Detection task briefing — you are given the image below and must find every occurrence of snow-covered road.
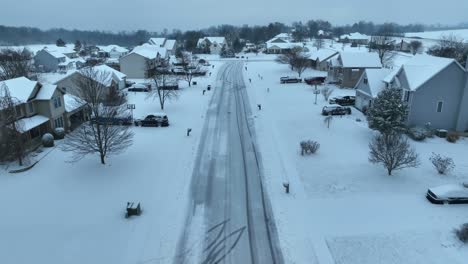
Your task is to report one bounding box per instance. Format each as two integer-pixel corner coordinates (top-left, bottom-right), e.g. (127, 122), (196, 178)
(174, 62), (283, 264)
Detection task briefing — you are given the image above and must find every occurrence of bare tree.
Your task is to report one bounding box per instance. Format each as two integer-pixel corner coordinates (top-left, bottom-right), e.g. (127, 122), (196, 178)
(147, 67), (179, 110)
(409, 40), (423, 55)
(314, 35), (325, 50)
(321, 86), (334, 101)
(369, 133), (420, 176)
(61, 67), (133, 164)
(369, 35), (396, 67)
(0, 48), (33, 81)
(177, 52), (205, 87)
(428, 34), (468, 66)
(0, 83), (25, 165)
(275, 46), (305, 71)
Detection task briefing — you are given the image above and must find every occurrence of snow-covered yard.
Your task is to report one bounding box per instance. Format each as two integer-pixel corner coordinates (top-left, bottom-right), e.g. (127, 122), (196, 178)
(0, 61), (224, 264)
(243, 60), (468, 263)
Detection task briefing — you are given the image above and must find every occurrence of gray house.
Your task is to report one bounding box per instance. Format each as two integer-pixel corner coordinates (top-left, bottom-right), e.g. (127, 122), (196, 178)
(34, 48), (67, 72)
(306, 48), (339, 71)
(355, 54), (468, 132)
(328, 52), (382, 88)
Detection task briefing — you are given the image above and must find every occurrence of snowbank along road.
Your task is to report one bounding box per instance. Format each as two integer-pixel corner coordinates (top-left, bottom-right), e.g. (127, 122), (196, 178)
(174, 61), (283, 264)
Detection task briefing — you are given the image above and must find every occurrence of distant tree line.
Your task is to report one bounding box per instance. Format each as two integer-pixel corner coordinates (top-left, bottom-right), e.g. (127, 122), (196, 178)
(0, 20), (465, 50)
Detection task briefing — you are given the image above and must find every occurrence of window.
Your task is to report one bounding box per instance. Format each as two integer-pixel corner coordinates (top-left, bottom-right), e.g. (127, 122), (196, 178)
(15, 105), (22, 118)
(53, 97), (62, 108)
(28, 102), (34, 113)
(437, 101), (443, 113)
(404, 91), (410, 102)
(54, 117), (64, 128)
(363, 78), (368, 84)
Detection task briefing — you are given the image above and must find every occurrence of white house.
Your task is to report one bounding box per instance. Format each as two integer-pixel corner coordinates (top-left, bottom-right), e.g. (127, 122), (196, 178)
(339, 32), (371, 45)
(98, 45), (129, 59)
(197, 37), (227, 54)
(148, 38), (178, 55)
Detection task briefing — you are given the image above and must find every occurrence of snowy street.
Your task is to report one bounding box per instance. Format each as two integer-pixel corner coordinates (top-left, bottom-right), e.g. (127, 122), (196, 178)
(174, 61), (283, 264)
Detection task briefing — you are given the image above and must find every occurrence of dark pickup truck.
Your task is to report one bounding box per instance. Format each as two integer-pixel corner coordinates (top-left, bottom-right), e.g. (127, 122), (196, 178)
(304, 76), (326, 85)
(329, 96), (356, 106)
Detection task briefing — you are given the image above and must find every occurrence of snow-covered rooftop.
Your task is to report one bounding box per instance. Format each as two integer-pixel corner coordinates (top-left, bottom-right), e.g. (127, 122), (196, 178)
(266, 42), (303, 50)
(164, 39), (177, 50)
(35, 84), (58, 100)
(148, 38), (166, 47)
(15, 115), (49, 133)
(98, 45), (129, 53)
(64, 94), (86, 113)
(44, 49), (66, 59)
(362, 68), (393, 97)
(197, 37), (226, 46)
(130, 44), (167, 59)
(307, 48), (339, 62)
(399, 54), (457, 91)
(340, 32), (371, 41)
(0, 77), (37, 103)
(339, 52), (382, 68)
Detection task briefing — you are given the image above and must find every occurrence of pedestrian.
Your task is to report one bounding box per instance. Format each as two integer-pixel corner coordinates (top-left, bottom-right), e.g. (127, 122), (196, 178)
(245, 66), (247, 71)
(249, 78), (251, 83)
(267, 88), (270, 93)
(257, 104), (261, 110)
(209, 72), (212, 76)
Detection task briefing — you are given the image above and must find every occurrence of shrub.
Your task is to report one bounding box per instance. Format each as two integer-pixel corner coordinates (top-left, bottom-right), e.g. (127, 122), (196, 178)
(42, 133), (54, 148)
(407, 127), (427, 141)
(429, 153), (455, 175)
(300, 140), (320, 155)
(455, 223), (468, 243)
(53, 128), (65, 140)
(446, 131), (460, 143)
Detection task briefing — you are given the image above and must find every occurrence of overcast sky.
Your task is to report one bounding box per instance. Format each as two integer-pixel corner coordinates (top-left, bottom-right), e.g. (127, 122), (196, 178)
(1, 0), (467, 32)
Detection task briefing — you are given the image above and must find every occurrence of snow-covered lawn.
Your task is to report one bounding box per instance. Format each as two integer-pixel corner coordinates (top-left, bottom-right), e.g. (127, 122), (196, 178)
(243, 60), (468, 263)
(0, 61), (224, 264)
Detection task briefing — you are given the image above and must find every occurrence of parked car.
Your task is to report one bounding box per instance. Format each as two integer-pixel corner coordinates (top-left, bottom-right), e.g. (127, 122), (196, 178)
(426, 184), (468, 204)
(329, 96), (356, 106)
(322, 105), (352, 116)
(128, 83), (150, 92)
(280, 76), (302, 84)
(91, 116), (133, 126)
(134, 113), (169, 127)
(304, 76), (326, 85)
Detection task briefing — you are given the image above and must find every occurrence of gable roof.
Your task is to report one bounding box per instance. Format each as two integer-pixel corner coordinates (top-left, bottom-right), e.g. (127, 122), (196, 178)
(0, 77), (38, 103)
(398, 54), (461, 91)
(40, 49), (66, 59)
(98, 45), (129, 53)
(148, 38), (166, 46)
(307, 48), (339, 62)
(340, 32), (371, 41)
(35, 84), (59, 100)
(266, 42), (303, 50)
(339, 52), (382, 68)
(129, 44), (167, 59)
(55, 65), (126, 87)
(164, 39), (177, 50)
(360, 68), (393, 97)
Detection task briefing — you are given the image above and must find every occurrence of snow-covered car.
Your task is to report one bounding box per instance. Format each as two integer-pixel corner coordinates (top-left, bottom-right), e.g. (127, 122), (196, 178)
(128, 83), (150, 92)
(322, 105), (351, 116)
(134, 113), (169, 127)
(172, 67), (186, 75)
(280, 77), (302, 84)
(329, 96), (356, 106)
(426, 184), (468, 204)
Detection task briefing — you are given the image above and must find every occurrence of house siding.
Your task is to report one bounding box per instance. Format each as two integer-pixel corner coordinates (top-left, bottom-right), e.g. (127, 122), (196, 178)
(120, 53), (149, 79)
(407, 63), (466, 130)
(456, 75), (468, 131)
(34, 50), (62, 72)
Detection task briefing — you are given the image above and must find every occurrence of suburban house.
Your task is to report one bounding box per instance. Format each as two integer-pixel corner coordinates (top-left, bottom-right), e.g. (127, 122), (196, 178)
(339, 32), (371, 45)
(197, 37), (227, 54)
(98, 45), (129, 59)
(148, 38), (177, 55)
(355, 54), (468, 132)
(0, 77), (87, 147)
(119, 44), (168, 78)
(264, 33), (300, 54)
(328, 52), (382, 87)
(55, 65), (127, 98)
(306, 48), (339, 71)
(34, 48), (67, 72)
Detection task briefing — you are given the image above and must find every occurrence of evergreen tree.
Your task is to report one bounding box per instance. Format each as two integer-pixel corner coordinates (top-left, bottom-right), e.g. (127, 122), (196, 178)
(367, 88), (408, 135)
(232, 38), (243, 53)
(74, 40), (82, 52)
(56, 38), (66, 47)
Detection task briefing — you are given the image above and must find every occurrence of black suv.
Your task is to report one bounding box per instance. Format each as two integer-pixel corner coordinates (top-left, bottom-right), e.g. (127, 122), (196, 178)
(280, 76), (302, 84)
(322, 105), (352, 116)
(329, 96), (356, 106)
(134, 113), (169, 127)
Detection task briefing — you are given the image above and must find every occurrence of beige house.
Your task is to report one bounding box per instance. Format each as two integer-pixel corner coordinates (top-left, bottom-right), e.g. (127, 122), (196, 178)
(197, 37), (227, 54)
(55, 65), (127, 98)
(120, 44), (168, 78)
(0, 77), (87, 147)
